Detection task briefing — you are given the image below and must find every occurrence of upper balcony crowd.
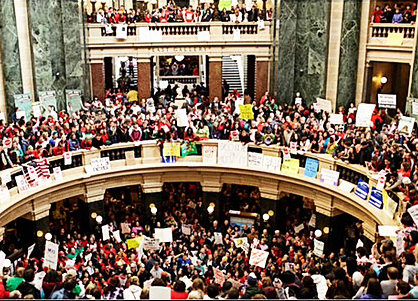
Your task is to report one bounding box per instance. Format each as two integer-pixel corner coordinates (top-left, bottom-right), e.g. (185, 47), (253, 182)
(89, 0), (272, 24)
(372, 2), (417, 24)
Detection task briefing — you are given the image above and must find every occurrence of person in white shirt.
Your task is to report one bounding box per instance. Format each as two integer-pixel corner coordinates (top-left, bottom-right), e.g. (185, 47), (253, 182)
(123, 276), (142, 300)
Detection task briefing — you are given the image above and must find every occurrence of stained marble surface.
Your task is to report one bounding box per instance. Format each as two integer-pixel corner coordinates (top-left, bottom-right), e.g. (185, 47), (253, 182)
(276, 0), (330, 105)
(0, 0), (23, 115)
(29, 0), (84, 111)
(412, 40), (418, 97)
(336, 0), (361, 109)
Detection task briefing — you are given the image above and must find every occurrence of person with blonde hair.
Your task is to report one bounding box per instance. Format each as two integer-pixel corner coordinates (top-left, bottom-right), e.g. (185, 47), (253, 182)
(123, 276), (142, 299)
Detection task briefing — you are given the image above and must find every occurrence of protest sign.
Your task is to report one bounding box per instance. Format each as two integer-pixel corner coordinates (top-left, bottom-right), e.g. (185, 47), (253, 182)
(313, 239), (324, 257)
(281, 159), (300, 175)
(316, 98), (332, 113)
(203, 146), (217, 164)
(15, 175), (30, 194)
(14, 94), (32, 121)
(197, 31), (210, 41)
(384, 194), (398, 219)
(408, 204), (418, 227)
(182, 224), (192, 235)
(378, 225), (398, 237)
(376, 171), (386, 190)
(320, 169), (340, 186)
(249, 249), (269, 268)
(39, 91), (57, 112)
(91, 157), (111, 173)
(116, 24), (127, 39)
(396, 232), (404, 256)
(176, 109), (188, 127)
(65, 90), (82, 114)
(398, 116), (415, 136)
(144, 237), (160, 251)
(282, 148), (291, 160)
(378, 94), (396, 109)
(369, 187), (385, 209)
(356, 239), (364, 249)
(181, 142), (198, 157)
(27, 243), (36, 258)
(214, 232), (223, 245)
(290, 142), (297, 154)
(102, 225), (110, 241)
(304, 158), (319, 178)
(163, 142), (181, 157)
(329, 113), (344, 125)
(127, 238), (140, 249)
(121, 223), (131, 234)
(354, 179), (370, 200)
(213, 267), (226, 286)
(309, 214), (316, 228)
(53, 167), (63, 181)
(44, 241), (59, 270)
(339, 180), (356, 193)
(248, 152), (263, 168)
(294, 223), (304, 233)
(218, 141), (247, 167)
(154, 228), (173, 242)
(356, 103), (375, 127)
(1, 172), (11, 185)
(112, 230), (122, 243)
(64, 152), (72, 165)
(262, 156), (282, 172)
(239, 104), (254, 119)
(150, 286), (171, 300)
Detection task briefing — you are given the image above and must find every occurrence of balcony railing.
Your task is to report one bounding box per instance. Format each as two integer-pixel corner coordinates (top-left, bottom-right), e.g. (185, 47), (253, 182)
(368, 23), (417, 50)
(370, 23), (416, 39)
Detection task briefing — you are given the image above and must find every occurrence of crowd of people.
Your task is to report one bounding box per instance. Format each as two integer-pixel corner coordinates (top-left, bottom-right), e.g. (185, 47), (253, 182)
(372, 2), (417, 24)
(1, 80), (418, 298)
(91, 0), (272, 24)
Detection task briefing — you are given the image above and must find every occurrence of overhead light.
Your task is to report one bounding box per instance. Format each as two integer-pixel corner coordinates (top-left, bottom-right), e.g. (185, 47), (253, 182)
(381, 76), (388, 84)
(175, 55), (184, 62)
(268, 210), (274, 216)
(314, 229), (322, 238)
(91, 212), (97, 219)
(96, 215), (103, 224)
(45, 233), (52, 241)
(37, 230), (43, 238)
(323, 227), (329, 234)
(151, 207), (158, 214)
(207, 206), (214, 214)
(262, 213), (270, 221)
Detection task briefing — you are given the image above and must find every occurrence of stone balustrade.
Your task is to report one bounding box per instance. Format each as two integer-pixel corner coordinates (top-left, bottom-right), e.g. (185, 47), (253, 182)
(0, 140), (403, 240)
(368, 23), (417, 49)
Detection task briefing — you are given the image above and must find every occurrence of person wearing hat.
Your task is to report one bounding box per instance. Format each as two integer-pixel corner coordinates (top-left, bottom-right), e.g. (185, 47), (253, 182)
(242, 272), (263, 299)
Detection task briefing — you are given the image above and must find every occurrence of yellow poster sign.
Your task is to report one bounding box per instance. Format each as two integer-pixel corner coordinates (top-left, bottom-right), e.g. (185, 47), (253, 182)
(239, 104), (254, 120)
(387, 33), (403, 46)
(281, 159), (300, 175)
(163, 142), (181, 157)
(126, 236), (144, 249)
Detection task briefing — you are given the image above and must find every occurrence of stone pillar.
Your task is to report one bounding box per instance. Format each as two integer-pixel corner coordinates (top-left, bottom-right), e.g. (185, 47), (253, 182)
(260, 197), (278, 229)
(202, 191), (221, 228)
(137, 57), (151, 101)
(325, 0), (344, 112)
(0, 44), (7, 122)
(90, 61), (105, 101)
(143, 192), (163, 220)
(80, 199), (105, 234)
(13, 0), (35, 98)
(256, 57), (270, 102)
(30, 204), (51, 247)
(208, 57), (222, 101)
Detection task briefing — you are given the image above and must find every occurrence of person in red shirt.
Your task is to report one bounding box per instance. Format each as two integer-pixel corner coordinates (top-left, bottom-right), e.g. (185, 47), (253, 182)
(171, 280), (189, 299)
(52, 141), (66, 156)
(372, 6), (383, 23)
(184, 6), (195, 22)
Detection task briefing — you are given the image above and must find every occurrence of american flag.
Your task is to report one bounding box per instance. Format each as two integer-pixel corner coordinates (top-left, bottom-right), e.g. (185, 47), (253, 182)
(22, 158), (51, 188)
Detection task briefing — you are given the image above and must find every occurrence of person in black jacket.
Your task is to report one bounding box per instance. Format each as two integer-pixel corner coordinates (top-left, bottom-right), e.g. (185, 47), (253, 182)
(17, 269), (41, 299)
(248, 5), (259, 22)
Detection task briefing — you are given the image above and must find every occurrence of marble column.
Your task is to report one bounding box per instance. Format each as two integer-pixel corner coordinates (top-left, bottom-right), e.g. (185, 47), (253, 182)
(336, 0), (362, 109)
(143, 192), (163, 220)
(294, 0), (331, 106)
(325, 0), (344, 112)
(411, 38), (418, 98)
(256, 57), (270, 102)
(0, 0), (23, 116)
(276, 0), (297, 104)
(354, 0), (371, 105)
(137, 58), (151, 101)
(80, 199), (105, 233)
(0, 43), (7, 122)
(202, 191), (220, 228)
(91, 62), (105, 101)
(208, 57), (222, 101)
(14, 0), (35, 99)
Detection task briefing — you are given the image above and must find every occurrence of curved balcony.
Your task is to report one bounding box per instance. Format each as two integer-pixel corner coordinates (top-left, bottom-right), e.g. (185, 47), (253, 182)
(0, 141), (402, 240)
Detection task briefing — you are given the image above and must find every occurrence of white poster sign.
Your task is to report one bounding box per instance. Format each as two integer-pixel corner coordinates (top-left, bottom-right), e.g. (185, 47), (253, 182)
(44, 241), (59, 270)
(32, 105), (42, 118)
(64, 152), (72, 165)
(233, 29), (241, 41)
(395, 232), (404, 256)
(116, 24), (128, 39)
(203, 146), (217, 164)
(15, 175), (30, 194)
(218, 141), (247, 167)
(150, 286), (171, 300)
(154, 228), (173, 242)
(313, 239), (324, 257)
(398, 116), (415, 137)
(378, 94), (397, 109)
(248, 152), (263, 168)
(356, 239), (364, 249)
(339, 180), (356, 193)
(197, 31), (210, 41)
(329, 113), (344, 125)
(290, 142), (297, 154)
(378, 225), (399, 237)
(27, 243), (36, 258)
(176, 109), (188, 127)
(408, 204), (418, 227)
(309, 214), (316, 227)
(262, 156), (282, 172)
(102, 225), (110, 241)
(1, 172), (11, 185)
(53, 167), (63, 180)
(214, 232), (223, 245)
(320, 169), (340, 186)
(112, 230), (122, 243)
(181, 224), (192, 235)
(294, 223), (304, 233)
(249, 249), (269, 268)
(316, 98), (332, 113)
(356, 103), (376, 127)
(282, 147), (291, 160)
(413, 102), (418, 115)
(91, 157), (111, 174)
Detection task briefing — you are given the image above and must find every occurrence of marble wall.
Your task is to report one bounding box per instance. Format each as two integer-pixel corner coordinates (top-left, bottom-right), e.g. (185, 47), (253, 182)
(29, 0), (84, 111)
(0, 0), (23, 114)
(336, 0), (361, 109)
(276, 0), (330, 105)
(411, 42), (418, 98)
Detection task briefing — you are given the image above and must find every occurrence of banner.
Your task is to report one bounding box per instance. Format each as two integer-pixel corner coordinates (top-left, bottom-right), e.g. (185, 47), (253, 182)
(316, 98), (332, 113)
(281, 158), (300, 175)
(163, 142), (181, 157)
(356, 103), (375, 127)
(203, 146), (217, 164)
(44, 241), (59, 270)
(320, 169), (340, 186)
(38, 91), (57, 114)
(180, 142), (198, 157)
(218, 141), (247, 167)
(304, 158), (319, 178)
(239, 104), (254, 119)
(248, 152), (263, 168)
(154, 228), (173, 242)
(369, 187), (385, 209)
(354, 178), (370, 200)
(14, 94), (32, 121)
(181, 224), (192, 235)
(329, 114), (344, 125)
(65, 90), (82, 114)
(378, 94), (396, 109)
(214, 232), (223, 245)
(313, 239), (324, 257)
(262, 156), (282, 172)
(398, 116), (415, 137)
(91, 157), (111, 174)
(249, 249), (269, 268)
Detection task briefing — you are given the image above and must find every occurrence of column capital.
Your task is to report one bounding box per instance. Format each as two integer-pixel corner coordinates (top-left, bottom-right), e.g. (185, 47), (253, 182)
(201, 172), (222, 193)
(142, 174), (163, 194)
(208, 56), (223, 62)
(84, 180), (106, 203)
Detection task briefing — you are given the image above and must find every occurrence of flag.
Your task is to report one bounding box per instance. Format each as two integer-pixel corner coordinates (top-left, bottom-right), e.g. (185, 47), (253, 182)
(33, 158), (51, 179)
(22, 159), (51, 187)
